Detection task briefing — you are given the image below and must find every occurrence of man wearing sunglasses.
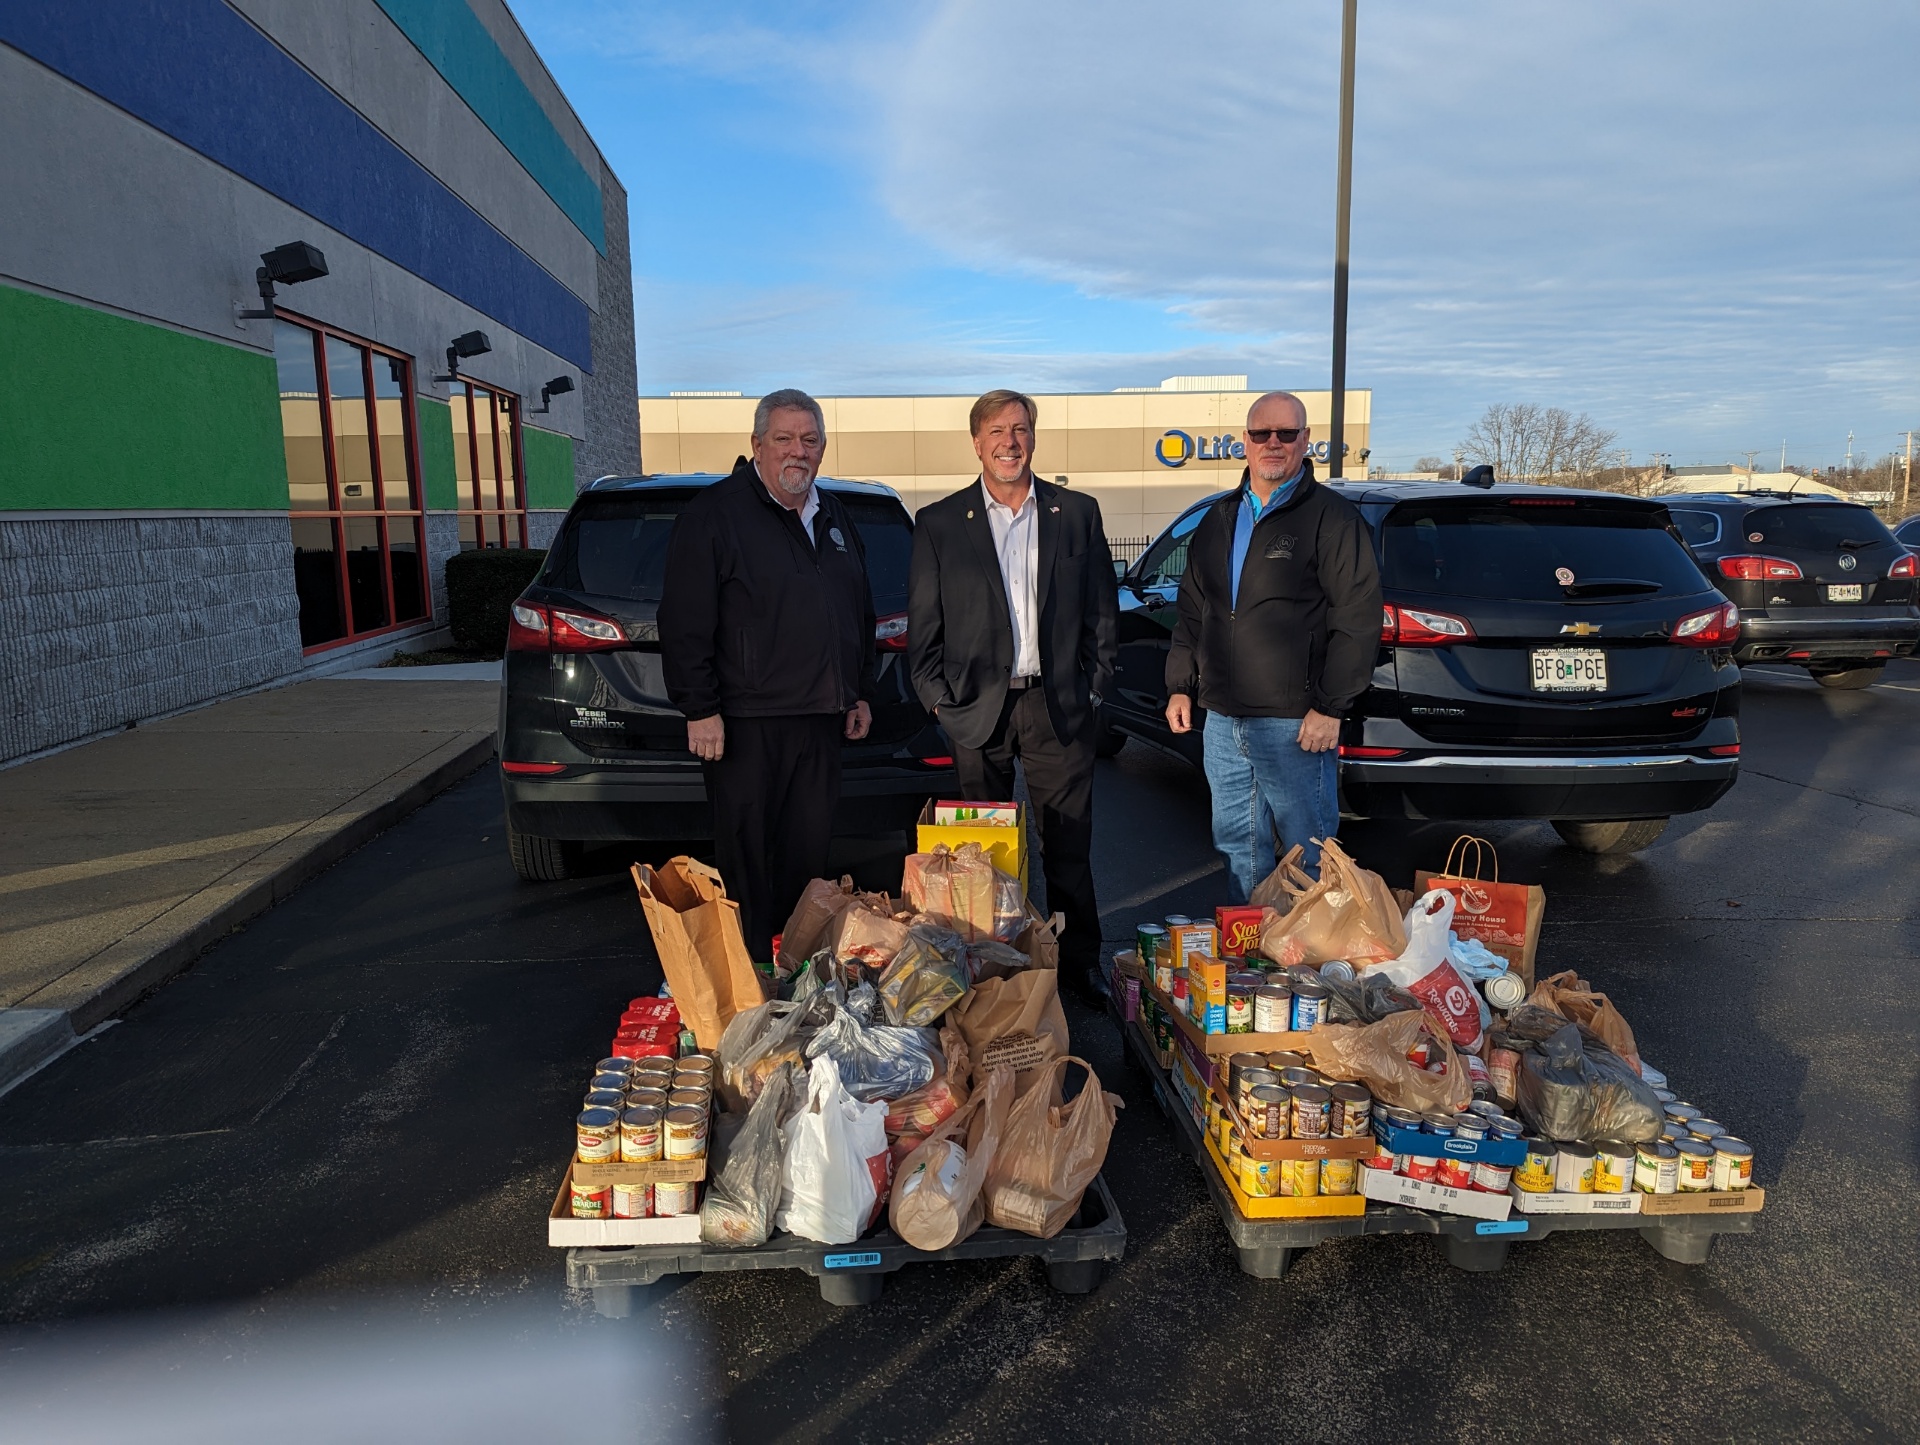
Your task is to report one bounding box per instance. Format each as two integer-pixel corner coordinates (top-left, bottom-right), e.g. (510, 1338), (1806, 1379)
(1163, 390), (1381, 896)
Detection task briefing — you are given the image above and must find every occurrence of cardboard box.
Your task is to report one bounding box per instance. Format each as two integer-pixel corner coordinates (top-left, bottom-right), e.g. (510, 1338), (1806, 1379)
(1208, 1074), (1378, 1161)
(548, 1163), (704, 1247)
(1146, 977), (1332, 1058)
(573, 1158), (707, 1186)
(1636, 1185), (1765, 1217)
(1203, 1133), (1366, 1220)
(1184, 952), (1227, 1033)
(1508, 1187), (1642, 1215)
(1374, 1117), (1526, 1167)
(916, 798), (1027, 892)
(1361, 1167), (1513, 1221)
(1215, 905), (1265, 957)
(933, 800), (1019, 826)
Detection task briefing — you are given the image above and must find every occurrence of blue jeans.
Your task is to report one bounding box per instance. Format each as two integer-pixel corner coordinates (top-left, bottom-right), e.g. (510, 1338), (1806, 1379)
(1203, 712), (1339, 903)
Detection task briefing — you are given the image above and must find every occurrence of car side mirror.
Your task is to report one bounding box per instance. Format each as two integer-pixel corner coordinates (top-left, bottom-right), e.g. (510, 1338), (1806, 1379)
(1461, 464), (1496, 489)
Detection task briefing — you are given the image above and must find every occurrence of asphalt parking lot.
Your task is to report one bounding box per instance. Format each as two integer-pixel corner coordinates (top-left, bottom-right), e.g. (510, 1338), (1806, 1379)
(0, 660), (1915, 1443)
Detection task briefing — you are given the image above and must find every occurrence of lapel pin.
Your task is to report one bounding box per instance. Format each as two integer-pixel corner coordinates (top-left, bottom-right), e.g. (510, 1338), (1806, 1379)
(967, 509), (975, 519)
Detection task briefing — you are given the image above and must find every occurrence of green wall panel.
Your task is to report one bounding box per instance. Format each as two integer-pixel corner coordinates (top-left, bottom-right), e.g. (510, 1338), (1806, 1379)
(415, 395), (457, 510)
(0, 285), (286, 511)
(522, 424), (575, 509)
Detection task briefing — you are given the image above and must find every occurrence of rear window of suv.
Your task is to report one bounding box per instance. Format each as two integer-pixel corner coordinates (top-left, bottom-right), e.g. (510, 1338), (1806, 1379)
(540, 489), (912, 611)
(1740, 503), (1893, 552)
(1381, 499), (1710, 602)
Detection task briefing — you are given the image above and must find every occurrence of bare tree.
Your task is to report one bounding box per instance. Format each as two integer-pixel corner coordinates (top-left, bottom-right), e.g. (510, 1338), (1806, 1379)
(1460, 404), (1618, 484)
(1414, 455), (1451, 477)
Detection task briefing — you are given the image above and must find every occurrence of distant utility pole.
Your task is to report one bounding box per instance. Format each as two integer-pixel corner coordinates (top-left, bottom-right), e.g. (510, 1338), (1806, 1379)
(1903, 430), (1914, 513)
(1845, 430), (1854, 474)
(1743, 450), (1760, 476)
(1327, 0), (1358, 479)
(1779, 439), (1787, 472)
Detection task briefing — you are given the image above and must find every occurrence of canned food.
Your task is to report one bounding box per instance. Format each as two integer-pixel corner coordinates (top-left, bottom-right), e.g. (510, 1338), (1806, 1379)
(1279, 1158), (1321, 1197)
(1329, 1083), (1373, 1138)
(1592, 1140), (1635, 1194)
(1240, 1153), (1280, 1199)
(584, 1089), (625, 1110)
(677, 1053), (715, 1073)
(1319, 1157), (1357, 1195)
(1235, 1066), (1279, 1122)
(627, 1086), (670, 1111)
(1278, 1066), (1321, 1090)
(1214, 1104), (1234, 1157)
(594, 1058), (633, 1077)
(653, 1180), (698, 1216)
(1290, 977), (1329, 1031)
(1514, 1136), (1558, 1193)
(576, 1106), (621, 1163)
(1554, 1141), (1597, 1193)
(1470, 1159), (1514, 1193)
(590, 1071), (631, 1094)
(1673, 1137), (1714, 1191)
(1225, 986), (1253, 1034)
(1227, 1051), (1267, 1091)
(1490, 1117), (1525, 1140)
(1465, 1099), (1505, 1120)
(570, 1176), (612, 1219)
(1247, 1083), (1289, 1140)
(1687, 1117), (1727, 1141)
(611, 1182), (653, 1219)
(619, 1105), (664, 1163)
(1164, 914), (1192, 927)
(1401, 1152), (1439, 1183)
(667, 1088), (710, 1110)
(1252, 986), (1291, 1034)
(1711, 1137), (1753, 1192)
(1265, 1051), (1309, 1073)
(1664, 1103), (1703, 1125)
(1487, 1036), (1522, 1106)
(1421, 1113), (1457, 1137)
(632, 1059), (676, 1080)
(1383, 1106), (1423, 1131)
(1634, 1140), (1680, 1195)
(1434, 1155), (1474, 1189)
(1319, 959), (1356, 983)
(664, 1104), (709, 1160)
(1225, 1128), (1245, 1186)
(1482, 971), (1526, 1010)
(1290, 1084), (1332, 1140)
(1136, 922), (1169, 968)
(1651, 1087), (1677, 1106)
(1451, 1118), (1488, 1144)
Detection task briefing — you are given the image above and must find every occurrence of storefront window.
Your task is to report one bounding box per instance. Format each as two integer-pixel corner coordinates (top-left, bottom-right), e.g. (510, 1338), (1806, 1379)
(272, 317), (430, 648)
(451, 380), (528, 548)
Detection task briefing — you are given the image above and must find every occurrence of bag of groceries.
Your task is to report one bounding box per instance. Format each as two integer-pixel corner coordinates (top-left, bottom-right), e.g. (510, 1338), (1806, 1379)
(700, 1059), (795, 1247)
(777, 1056), (892, 1244)
(1255, 839), (1407, 968)
(1516, 1023), (1663, 1142)
(804, 998), (938, 1102)
(1364, 891), (1486, 1052)
(1415, 835), (1544, 986)
(1306, 1007), (1473, 1115)
(878, 928), (969, 1026)
(778, 876), (856, 973)
(953, 966), (1069, 1097)
(1527, 970), (1640, 1072)
(903, 843), (1024, 944)
(890, 1065), (1013, 1251)
(834, 906), (913, 972)
(714, 997), (819, 1112)
(631, 859), (766, 1049)
(885, 1024), (971, 1165)
(982, 1056), (1121, 1239)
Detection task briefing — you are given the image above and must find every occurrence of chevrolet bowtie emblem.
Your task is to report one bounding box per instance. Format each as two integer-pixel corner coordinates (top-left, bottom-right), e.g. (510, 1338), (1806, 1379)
(1560, 622), (1602, 636)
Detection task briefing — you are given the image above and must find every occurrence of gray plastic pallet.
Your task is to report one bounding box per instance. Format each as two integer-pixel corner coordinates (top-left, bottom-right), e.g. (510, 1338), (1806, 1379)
(566, 1175), (1126, 1315)
(1115, 1006), (1756, 1278)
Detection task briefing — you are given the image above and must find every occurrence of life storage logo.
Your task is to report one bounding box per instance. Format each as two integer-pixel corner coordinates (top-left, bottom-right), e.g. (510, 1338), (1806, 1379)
(1155, 430), (1195, 466)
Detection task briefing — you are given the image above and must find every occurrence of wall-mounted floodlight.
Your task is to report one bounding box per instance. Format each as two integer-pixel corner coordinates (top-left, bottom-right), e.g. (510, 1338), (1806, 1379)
(433, 330), (492, 383)
(236, 241), (329, 319)
(529, 375), (575, 414)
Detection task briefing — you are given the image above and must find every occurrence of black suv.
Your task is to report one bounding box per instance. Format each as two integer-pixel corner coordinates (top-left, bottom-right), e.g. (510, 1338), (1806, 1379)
(1103, 479), (1742, 854)
(497, 474), (955, 880)
(1665, 492), (1919, 688)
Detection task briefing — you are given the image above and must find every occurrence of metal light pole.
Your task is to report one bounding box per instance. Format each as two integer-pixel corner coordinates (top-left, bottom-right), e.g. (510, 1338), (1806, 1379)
(1327, 0), (1358, 479)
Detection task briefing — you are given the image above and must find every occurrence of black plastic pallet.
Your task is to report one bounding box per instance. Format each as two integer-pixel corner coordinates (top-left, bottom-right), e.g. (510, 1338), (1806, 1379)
(1114, 1004), (1756, 1278)
(565, 1175), (1127, 1315)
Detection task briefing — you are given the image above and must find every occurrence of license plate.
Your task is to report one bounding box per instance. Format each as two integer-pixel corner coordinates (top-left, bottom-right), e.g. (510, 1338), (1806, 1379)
(1531, 648), (1607, 692)
(1827, 584), (1863, 603)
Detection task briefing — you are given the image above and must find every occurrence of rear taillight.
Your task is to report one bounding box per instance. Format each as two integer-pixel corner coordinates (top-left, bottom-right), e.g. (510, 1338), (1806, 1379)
(1672, 600), (1740, 647)
(508, 600), (626, 653)
(1339, 745), (1407, 759)
(1707, 744), (1741, 757)
(875, 613), (909, 651)
(1382, 603), (1475, 646)
(1717, 555), (1802, 582)
(1891, 553), (1917, 579)
(501, 760), (567, 775)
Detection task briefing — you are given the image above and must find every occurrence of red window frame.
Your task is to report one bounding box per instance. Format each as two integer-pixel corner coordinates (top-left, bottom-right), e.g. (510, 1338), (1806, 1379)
(276, 309), (432, 653)
(450, 379), (529, 549)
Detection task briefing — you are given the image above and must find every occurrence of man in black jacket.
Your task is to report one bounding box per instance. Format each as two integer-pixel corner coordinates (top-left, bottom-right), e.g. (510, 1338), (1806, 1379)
(658, 389), (875, 961)
(908, 389), (1118, 998)
(1165, 390), (1381, 899)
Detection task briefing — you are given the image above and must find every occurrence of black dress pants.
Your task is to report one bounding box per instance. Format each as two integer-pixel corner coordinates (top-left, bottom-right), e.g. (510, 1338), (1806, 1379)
(704, 713), (843, 963)
(951, 687), (1100, 973)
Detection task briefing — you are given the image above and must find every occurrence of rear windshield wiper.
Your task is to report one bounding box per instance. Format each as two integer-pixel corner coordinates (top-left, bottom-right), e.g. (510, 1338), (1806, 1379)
(1562, 578), (1663, 598)
(1837, 538), (1878, 550)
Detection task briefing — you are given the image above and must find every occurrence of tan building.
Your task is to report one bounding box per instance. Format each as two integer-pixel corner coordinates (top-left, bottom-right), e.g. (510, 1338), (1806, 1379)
(637, 378), (1372, 540)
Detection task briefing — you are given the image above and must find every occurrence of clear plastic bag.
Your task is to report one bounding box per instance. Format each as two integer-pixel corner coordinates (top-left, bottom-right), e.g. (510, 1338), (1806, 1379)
(714, 999), (820, 1112)
(804, 999), (938, 1103)
(885, 1025), (970, 1164)
(903, 843), (1011, 943)
(1515, 1023), (1664, 1142)
(982, 1056), (1120, 1239)
(834, 906), (913, 972)
(700, 1059), (796, 1247)
(964, 938), (1032, 982)
(878, 932), (969, 1027)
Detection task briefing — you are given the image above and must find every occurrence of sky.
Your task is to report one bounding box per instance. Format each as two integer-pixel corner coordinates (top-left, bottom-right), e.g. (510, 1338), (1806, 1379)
(513, 0), (1920, 473)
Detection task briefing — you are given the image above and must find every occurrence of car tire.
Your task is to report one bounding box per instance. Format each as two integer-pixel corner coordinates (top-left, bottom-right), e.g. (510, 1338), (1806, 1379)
(1551, 818), (1669, 855)
(1810, 664), (1883, 690)
(1092, 705), (1127, 758)
(509, 825), (579, 881)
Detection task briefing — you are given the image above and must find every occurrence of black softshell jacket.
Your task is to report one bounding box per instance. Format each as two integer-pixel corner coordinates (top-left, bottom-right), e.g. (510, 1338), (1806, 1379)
(659, 458), (876, 720)
(1165, 471), (1382, 719)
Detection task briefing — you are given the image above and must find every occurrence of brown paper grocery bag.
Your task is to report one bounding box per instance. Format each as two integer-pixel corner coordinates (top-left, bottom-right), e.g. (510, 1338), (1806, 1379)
(632, 859), (766, 1049)
(953, 967), (1069, 1097)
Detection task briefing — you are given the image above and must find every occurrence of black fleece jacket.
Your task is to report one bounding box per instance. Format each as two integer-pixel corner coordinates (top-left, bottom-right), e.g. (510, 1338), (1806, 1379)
(1165, 470), (1382, 719)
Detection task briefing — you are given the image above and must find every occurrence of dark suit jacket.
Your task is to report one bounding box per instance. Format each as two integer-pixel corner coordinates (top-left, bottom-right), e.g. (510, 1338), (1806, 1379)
(907, 476), (1119, 751)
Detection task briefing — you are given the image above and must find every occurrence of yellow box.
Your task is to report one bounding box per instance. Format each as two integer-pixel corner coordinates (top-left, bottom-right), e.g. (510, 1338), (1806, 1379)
(1204, 1133), (1367, 1220)
(916, 799), (1028, 893)
(1185, 952), (1227, 1009)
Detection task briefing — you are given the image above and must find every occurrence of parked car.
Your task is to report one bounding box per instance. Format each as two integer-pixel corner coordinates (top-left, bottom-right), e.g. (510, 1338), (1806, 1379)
(497, 473), (956, 880)
(1889, 514), (1920, 550)
(1665, 492), (1919, 688)
(1103, 478), (1742, 854)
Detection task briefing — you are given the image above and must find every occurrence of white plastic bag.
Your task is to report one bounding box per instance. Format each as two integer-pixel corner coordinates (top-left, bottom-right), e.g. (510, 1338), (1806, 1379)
(776, 1056), (893, 1245)
(1364, 891), (1485, 1051)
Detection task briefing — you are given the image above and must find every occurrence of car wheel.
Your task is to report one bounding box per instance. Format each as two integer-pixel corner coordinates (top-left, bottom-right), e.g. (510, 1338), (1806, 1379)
(509, 824), (579, 881)
(1093, 705), (1127, 758)
(1810, 664), (1883, 690)
(1551, 818), (1669, 855)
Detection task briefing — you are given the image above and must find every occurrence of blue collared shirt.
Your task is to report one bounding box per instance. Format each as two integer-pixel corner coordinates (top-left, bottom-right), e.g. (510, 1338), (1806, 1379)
(1230, 469), (1303, 608)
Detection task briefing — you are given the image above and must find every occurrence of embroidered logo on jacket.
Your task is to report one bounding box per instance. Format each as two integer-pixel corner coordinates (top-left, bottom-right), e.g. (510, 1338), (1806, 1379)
(1264, 534), (1297, 560)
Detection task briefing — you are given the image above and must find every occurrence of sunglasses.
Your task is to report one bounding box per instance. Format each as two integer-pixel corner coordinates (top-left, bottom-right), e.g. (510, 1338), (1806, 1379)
(1245, 427), (1304, 444)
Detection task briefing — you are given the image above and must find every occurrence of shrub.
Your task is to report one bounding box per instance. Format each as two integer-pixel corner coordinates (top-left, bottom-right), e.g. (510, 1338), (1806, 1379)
(445, 548), (548, 653)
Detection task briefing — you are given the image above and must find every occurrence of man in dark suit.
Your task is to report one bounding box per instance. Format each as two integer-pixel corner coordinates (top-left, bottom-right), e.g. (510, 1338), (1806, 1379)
(907, 389), (1119, 999)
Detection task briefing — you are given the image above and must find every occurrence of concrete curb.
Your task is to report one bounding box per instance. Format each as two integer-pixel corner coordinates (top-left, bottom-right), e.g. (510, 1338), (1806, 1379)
(7, 732), (496, 1054)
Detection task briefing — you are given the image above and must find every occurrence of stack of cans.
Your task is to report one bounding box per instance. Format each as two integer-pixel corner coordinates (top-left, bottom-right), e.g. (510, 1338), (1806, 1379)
(571, 1041), (715, 1220)
(1210, 1052), (1374, 1201)
(1370, 1101), (1525, 1193)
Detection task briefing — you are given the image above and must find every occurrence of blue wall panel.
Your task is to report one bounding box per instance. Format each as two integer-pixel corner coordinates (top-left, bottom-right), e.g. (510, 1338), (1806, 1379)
(0, 0), (593, 371)
(372, 0), (604, 254)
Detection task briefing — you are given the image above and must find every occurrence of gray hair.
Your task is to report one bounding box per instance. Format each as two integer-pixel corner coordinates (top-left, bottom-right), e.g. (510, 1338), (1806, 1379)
(1247, 390), (1307, 427)
(753, 388), (825, 439)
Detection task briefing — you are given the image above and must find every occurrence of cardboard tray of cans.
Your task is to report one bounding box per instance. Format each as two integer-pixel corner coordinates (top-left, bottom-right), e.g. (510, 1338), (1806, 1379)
(1204, 1071), (1377, 1163)
(563, 1173), (1128, 1316)
(1113, 991), (1760, 1276)
(549, 1162), (705, 1248)
(1142, 969), (1335, 1058)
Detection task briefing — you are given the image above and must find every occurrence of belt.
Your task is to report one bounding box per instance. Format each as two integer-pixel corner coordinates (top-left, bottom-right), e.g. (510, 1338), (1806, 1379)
(1006, 674), (1042, 691)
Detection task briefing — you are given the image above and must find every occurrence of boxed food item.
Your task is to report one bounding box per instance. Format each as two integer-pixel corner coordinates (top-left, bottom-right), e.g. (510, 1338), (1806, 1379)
(1507, 1188), (1642, 1216)
(1360, 1165), (1514, 1221)
(1214, 905), (1265, 957)
(917, 799), (1027, 893)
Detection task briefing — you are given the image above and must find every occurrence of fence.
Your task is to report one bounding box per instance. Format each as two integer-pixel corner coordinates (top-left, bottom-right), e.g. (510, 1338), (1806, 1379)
(1108, 536), (1152, 565)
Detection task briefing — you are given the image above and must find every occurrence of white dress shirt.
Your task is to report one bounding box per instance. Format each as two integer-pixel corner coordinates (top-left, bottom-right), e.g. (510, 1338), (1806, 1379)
(982, 479), (1040, 678)
(755, 461), (820, 538)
